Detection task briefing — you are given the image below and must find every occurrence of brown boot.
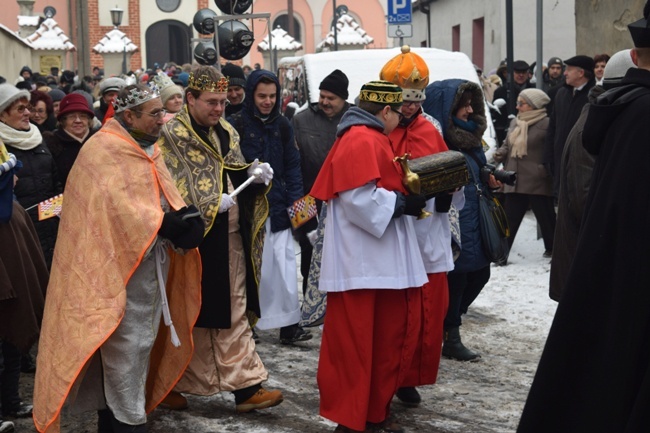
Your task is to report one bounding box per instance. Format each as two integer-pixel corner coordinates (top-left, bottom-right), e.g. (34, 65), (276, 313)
(159, 391), (188, 410)
(235, 388), (283, 413)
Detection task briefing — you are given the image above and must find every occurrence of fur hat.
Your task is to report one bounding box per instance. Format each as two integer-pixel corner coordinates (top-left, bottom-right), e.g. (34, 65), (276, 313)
(380, 46), (428, 102)
(359, 80), (402, 108)
(519, 88), (550, 109)
(0, 83), (31, 114)
(602, 49), (637, 89)
(319, 69), (349, 100)
(57, 93), (95, 120)
(221, 63), (247, 88)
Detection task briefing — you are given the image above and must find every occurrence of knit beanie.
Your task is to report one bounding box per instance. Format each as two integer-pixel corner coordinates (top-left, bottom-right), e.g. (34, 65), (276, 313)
(519, 88), (550, 109)
(48, 88), (66, 102)
(0, 83), (30, 114)
(319, 69), (349, 100)
(602, 49), (637, 88)
(151, 72), (183, 106)
(221, 63), (247, 88)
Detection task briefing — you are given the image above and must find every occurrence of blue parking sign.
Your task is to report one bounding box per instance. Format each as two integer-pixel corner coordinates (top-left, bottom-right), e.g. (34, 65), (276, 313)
(387, 0), (412, 24)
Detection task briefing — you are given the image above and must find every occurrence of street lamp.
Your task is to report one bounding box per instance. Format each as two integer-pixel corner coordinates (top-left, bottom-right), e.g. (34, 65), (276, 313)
(110, 6), (127, 74)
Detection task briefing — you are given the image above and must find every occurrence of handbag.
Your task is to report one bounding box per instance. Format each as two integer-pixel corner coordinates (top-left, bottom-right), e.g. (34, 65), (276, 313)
(465, 152), (510, 263)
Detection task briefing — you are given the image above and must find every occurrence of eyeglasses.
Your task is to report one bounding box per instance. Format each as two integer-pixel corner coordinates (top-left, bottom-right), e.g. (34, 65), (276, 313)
(131, 108), (167, 119)
(390, 108), (405, 121)
(12, 104), (31, 113)
(402, 101), (422, 108)
(197, 97), (230, 109)
(30, 107), (47, 115)
(516, 100), (528, 107)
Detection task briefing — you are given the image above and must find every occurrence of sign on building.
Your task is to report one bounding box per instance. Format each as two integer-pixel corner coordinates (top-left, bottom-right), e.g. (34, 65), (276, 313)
(387, 0), (412, 24)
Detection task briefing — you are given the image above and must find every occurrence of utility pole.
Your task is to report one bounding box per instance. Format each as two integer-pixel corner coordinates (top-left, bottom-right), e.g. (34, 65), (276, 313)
(287, 0), (294, 37)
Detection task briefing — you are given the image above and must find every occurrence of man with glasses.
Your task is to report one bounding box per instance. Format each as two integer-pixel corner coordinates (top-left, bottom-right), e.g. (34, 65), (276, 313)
(33, 82), (205, 433)
(158, 65), (282, 414)
(228, 70), (310, 346)
(310, 80), (427, 433)
(381, 46), (465, 408)
(292, 69), (351, 296)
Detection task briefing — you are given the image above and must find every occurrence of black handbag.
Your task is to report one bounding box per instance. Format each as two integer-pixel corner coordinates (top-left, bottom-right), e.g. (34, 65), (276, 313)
(466, 152), (510, 263)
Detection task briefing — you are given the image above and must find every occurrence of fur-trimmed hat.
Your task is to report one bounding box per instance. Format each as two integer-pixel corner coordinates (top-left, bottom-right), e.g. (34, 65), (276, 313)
(518, 88), (550, 109)
(380, 46), (428, 102)
(0, 83), (30, 114)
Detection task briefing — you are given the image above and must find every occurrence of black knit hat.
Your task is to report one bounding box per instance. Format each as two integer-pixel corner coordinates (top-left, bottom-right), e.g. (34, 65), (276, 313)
(221, 63), (247, 88)
(629, 0), (650, 47)
(319, 69), (349, 100)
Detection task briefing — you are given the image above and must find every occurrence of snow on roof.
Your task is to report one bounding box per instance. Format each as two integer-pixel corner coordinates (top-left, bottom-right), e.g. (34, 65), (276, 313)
(0, 23), (33, 47)
(18, 15), (40, 27)
(317, 14), (374, 50)
(25, 17), (75, 51)
(257, 26), (302, 52)
(93, 28), (138, 54)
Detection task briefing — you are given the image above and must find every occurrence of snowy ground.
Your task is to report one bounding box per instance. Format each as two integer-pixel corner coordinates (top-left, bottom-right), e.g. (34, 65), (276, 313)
(16, 211), (557, 433)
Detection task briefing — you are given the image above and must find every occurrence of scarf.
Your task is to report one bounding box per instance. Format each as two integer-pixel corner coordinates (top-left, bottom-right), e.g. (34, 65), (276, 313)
(0, 121), (42, 150)
(62, 128), (90, 144)
(508, 108), (547, 158)
(452, 116), (478, 132)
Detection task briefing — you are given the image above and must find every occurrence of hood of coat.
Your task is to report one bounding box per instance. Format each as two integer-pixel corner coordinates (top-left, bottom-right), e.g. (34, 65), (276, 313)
(423, 79), (486, 150)
(336, 106), (385, 137)
(583, 69), (650, 155)
(242, 69), (282, 122)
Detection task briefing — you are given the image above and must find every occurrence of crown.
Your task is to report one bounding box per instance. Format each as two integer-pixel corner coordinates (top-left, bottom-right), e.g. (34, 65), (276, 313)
(188, 73), (229, 93)
(113, 84), (160, 113)
(151, 72), (175, 90)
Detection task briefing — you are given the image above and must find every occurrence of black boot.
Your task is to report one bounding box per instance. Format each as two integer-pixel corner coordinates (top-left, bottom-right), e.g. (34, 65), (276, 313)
(395, 387), (421, 407)
(97, 409), (114, 433)
(442, 327), (481, 361)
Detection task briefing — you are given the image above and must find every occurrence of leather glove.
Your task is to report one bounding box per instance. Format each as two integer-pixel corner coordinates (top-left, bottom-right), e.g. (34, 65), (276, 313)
(434, 191), (453, 213)
(159, 205), (205, 249)
(247, 158), (274, 185)
(218, 193), (235, 214)
(403, 193), (427, 217)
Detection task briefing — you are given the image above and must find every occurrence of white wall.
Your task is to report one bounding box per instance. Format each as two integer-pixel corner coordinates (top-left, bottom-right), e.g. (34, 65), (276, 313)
(405, 0), (576, 74)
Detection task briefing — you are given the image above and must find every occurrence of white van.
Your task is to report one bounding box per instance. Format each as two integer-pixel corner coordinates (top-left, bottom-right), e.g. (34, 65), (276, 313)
(277, 46), (497, 151)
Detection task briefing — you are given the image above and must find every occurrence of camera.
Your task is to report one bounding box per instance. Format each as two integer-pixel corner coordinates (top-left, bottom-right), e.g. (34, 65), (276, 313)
(480, 163), (517, 186)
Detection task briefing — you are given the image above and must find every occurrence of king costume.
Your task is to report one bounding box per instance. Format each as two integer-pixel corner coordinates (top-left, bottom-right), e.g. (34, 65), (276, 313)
(32, 117), (202, 432)
(310, 81), (428, 432)
(159, 103), (271, 400)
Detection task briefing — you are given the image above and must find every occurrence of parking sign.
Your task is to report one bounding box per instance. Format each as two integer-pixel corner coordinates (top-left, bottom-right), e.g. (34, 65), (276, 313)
(387, 0), (412, 24)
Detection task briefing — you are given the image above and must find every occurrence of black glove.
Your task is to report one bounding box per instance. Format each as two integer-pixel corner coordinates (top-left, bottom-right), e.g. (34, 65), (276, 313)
(403, 193), (427, 217)
(159, 205), (205, 249)
(434, 192), (453, 213)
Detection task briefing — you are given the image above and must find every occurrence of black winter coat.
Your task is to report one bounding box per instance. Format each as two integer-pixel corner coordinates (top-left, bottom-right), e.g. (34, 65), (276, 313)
(6, 142), (63, 268)
(43, 128), (97, 186)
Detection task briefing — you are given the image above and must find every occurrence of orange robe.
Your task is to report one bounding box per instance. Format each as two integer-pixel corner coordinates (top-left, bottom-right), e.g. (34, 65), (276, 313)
(33, 119), (202, 432)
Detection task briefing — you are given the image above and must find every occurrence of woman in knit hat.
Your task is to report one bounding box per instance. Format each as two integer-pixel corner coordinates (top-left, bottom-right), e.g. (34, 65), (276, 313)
(493, 88), (556, 260)
(0, 83), (62, 270)
(152, 72), (183, 122)
(0, 84), (50, 424)
(43, 92), (98, 186)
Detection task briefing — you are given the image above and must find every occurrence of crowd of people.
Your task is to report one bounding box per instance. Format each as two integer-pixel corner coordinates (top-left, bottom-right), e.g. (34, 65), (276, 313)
(1, 2), (650, 431)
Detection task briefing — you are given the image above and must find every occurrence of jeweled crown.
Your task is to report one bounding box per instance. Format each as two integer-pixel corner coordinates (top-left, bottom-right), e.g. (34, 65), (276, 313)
(188, 73), (229, 93)
(114, 84), (161, 113)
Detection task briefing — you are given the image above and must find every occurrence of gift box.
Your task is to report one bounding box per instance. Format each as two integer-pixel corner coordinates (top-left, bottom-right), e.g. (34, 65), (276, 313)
(407, 150), (469, 198)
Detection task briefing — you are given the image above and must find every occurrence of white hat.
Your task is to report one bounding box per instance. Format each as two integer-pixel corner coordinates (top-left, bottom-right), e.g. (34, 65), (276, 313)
(602, 49), (637, 88)
(0, 84), (30, 114)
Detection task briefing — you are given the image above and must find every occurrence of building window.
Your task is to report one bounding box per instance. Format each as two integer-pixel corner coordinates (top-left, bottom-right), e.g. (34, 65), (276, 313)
(452, 24), (460, 52)
(272, 14), (302, 42)
(472, 18), (484, 69)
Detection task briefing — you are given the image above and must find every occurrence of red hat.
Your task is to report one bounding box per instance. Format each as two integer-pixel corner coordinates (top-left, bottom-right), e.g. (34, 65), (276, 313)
(57, 93), (95, 121)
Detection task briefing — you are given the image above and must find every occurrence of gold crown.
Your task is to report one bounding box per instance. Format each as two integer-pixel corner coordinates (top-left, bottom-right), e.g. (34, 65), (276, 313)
(188, 73), (229, 93)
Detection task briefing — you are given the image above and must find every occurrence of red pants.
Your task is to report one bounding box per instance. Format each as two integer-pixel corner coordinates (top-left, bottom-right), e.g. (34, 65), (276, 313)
(401, 272), (449, 387)
(318, 288), (422, 431)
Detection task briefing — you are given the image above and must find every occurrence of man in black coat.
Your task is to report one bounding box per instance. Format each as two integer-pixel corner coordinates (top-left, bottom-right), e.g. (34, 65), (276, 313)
(543, 55), (595, 198)
(492, 60), (535, 145)
(518, 4), (650, 431)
